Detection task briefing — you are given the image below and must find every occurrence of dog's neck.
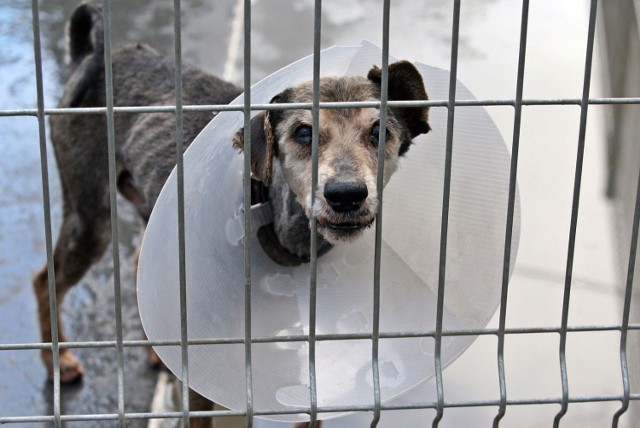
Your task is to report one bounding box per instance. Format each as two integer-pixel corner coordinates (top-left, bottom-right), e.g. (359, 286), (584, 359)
(254, 165), (332, 266)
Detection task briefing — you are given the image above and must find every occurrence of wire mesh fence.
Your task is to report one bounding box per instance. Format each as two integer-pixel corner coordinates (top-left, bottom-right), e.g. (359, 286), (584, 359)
(1, 0), (639, 427)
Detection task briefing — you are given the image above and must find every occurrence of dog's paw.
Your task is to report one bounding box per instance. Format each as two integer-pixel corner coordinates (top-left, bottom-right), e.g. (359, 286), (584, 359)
(42, 349), (84, 384)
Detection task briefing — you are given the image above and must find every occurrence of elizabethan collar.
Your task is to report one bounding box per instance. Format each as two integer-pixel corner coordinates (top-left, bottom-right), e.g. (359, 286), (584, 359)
(137, 41), (520, 422)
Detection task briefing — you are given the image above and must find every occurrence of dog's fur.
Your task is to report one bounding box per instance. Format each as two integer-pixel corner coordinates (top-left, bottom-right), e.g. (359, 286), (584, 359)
(33, 2), (430, 426)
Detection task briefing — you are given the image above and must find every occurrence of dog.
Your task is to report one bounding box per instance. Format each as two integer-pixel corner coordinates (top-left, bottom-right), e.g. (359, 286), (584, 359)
(33, 2), (430, 426)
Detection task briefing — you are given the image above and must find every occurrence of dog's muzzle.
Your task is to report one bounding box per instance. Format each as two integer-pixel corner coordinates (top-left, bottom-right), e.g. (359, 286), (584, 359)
(323, 180), (368, 213)
(319, 179), (375, 234)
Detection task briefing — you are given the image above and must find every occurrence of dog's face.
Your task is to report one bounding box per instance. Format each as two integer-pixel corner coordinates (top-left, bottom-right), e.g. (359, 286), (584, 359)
(233, 60), (430, 245)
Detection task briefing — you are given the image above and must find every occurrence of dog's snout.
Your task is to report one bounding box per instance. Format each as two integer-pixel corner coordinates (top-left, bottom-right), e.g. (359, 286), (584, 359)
(323, 180), (368, 212)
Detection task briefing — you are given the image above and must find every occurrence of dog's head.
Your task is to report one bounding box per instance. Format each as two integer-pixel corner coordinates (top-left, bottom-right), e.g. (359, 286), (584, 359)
(233, 60), (430, 245)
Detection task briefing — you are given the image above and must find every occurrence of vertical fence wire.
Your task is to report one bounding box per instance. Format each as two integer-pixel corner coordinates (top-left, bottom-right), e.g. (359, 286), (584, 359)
(370, 0), (391, 426)
(171, 0), (191, 426)
(242, 0), (254, 426)
(433, 1), (461, 426)
(100, 2), (127, 426)
(612, 167), (640, 427)
(30, 1), (61, 426)
(308, 1), (322, 425)
(103, 3), (124, 426)
(554, 1), (598, 426)
(494, 0), (529, 426)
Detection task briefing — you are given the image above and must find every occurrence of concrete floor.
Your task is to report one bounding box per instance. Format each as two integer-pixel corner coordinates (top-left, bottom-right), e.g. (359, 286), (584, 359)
(0, 0), (632, 427)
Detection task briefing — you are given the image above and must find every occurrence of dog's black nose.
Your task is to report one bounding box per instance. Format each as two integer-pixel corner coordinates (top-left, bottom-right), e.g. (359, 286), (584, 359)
(323, 180), (368, 212)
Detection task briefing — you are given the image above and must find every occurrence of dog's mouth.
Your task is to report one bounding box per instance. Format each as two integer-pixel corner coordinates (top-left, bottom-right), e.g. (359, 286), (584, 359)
(317, 216), (375, 232)
(326, 221), (362, 230)
(309, 197), (378, 243)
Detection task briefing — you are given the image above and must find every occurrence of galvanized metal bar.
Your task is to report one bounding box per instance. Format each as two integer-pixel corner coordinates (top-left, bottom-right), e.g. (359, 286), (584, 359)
(30, 0), (61, 426)
(433, 1), (461, 426)
(4, 391), (640, 425)
(371, 0), (391, 426)
(494, 1), (529, 426)
(4, 322), (640, 353)
(100, 1), (126, 425)
(171, 0), (191, 426)
(308, 1), (322, 426)
(554, 1), (598, 426)
(5, 96), (640, 118)
(242, 0), (255, 426)
(612, 171), (640, 427)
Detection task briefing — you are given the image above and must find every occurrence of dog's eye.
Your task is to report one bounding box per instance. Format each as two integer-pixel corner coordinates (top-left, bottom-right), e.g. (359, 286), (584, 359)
(370, 122), (389, 147)
(293, 125), (312, 146)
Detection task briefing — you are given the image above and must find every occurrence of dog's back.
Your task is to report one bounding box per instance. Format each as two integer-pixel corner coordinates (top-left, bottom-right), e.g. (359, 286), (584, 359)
(59, 2), (240, 114)
(51, 1), (241, 218)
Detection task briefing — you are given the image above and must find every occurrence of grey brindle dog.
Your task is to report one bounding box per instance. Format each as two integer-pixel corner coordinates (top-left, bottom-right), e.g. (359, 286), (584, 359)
(34, 2), (430, 426)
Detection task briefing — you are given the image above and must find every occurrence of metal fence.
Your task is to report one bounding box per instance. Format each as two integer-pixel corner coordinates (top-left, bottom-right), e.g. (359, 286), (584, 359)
(1, 0), (640, 427)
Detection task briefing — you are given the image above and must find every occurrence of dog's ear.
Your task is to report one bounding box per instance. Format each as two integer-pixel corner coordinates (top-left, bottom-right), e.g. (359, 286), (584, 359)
(232, 112), (276, 186)
(367, 60), (431, 139)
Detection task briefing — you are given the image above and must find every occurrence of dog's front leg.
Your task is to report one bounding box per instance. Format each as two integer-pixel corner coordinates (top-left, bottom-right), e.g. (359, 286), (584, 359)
(33, 204), (112, 383)
(33, 264), (84, 384)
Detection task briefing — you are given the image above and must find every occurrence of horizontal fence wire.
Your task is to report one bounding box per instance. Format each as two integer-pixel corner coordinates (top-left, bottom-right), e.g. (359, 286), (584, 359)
(4, 0), (640, 425)
(3, 392), (640, 425)
(2, 323), (640, 351)
(3, 97), (640, 117)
